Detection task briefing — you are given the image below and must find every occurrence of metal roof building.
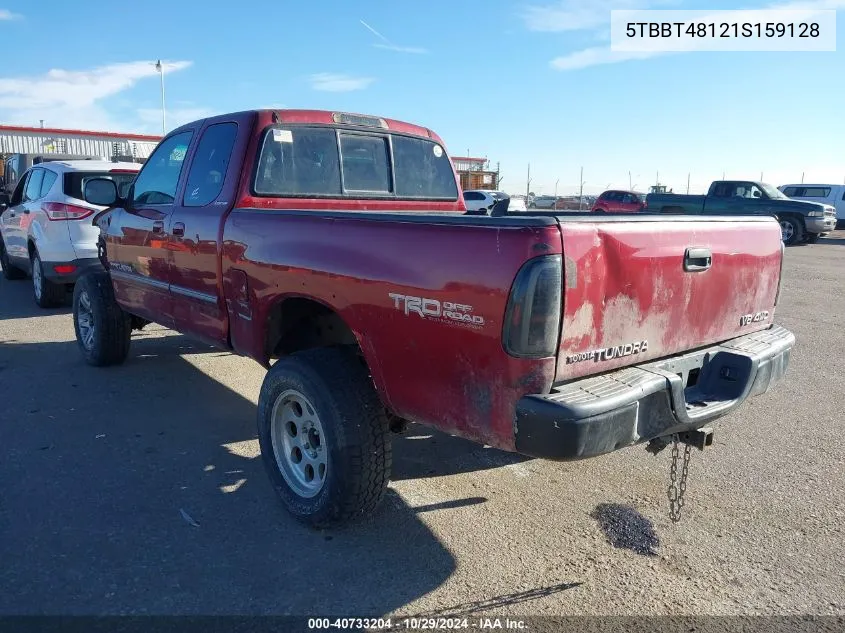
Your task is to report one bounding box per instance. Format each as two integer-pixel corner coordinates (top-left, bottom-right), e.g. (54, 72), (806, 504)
(0, 124), (161, 162)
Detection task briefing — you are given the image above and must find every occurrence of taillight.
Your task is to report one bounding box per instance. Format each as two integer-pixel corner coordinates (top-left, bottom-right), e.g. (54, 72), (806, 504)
(774, 240), (785, 307)
(642, 197), (649, 210)
(503, 255), (562, 358)
(42, 202), (95, 221)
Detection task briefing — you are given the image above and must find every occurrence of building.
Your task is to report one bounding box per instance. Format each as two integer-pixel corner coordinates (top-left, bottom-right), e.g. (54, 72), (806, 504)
(0, 124), (161, 179)
(452, 156), (500, 191)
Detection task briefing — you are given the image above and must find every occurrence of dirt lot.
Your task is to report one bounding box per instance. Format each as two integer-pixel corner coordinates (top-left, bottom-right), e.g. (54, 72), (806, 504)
(1, 233), (843, 617)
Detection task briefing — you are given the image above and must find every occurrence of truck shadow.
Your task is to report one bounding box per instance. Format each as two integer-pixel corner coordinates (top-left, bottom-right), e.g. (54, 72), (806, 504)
(817, 236), (845, 246)
(0, 275), (72, 320)
(0, 333), (458, 616)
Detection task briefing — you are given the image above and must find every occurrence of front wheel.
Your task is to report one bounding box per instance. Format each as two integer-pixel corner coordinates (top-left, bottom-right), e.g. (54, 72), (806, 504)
(778, 216), (803, 246)
(257, 347), (392, 528)
(72, 272), (132, 366)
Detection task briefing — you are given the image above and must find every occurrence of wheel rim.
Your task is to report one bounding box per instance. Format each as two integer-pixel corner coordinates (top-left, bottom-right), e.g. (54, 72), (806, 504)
(32, 256), (42, 300)
(270, 389), (328, 498)
(77, 290), (96, 351)
(780, 220), (794, 242)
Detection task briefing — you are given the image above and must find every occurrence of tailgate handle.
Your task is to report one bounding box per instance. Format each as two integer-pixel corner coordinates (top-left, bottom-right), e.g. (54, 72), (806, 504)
(684, 247), (712, 272)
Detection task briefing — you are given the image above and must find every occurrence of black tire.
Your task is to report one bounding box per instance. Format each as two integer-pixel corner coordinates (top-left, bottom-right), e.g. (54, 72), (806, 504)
(805, 233), (820, 244)
(31, 251), (66, 308)
(0, 240), (26, 280)
(257, 347), (392, 528)
(778, 216), (803, 246)
(72, 271), (132, 366)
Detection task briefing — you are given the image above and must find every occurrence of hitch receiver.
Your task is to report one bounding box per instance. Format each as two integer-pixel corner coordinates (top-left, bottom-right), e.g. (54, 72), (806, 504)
(646, 427), (714, 455)
(678, 426), (714, 451)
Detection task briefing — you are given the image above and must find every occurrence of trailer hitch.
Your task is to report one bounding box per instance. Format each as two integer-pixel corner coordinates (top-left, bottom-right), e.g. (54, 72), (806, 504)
(646, 426), (714, 455)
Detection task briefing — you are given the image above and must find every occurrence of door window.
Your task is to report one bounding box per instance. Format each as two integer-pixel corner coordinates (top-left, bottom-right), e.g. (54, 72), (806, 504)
(184, 123), (238, 207)
(23, 169), (45, 202)
(40, 170), (58, 197)
(131, 131), (193, 206)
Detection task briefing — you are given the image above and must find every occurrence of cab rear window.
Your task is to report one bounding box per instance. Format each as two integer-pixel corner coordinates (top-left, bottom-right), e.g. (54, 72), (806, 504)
(253, 126), (458, 200)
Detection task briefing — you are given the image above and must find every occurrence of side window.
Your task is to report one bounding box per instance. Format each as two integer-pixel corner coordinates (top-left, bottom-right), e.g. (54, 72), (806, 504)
(622, 193), (634, 203)
(801, 187), (831, 198)
(24, 169), (45, 202)
(842, 189), (845, 201)
(184, 123), (238, 207)
(463, 192), (483, 201)
(782, 187), (799, 197)
(131, 131), (193, 206)
(40, 170), (58, 197)
(339, 134), (391, 193)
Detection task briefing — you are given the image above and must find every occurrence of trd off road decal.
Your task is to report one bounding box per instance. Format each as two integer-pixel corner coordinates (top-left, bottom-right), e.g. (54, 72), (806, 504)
(388, 293), (485, 328)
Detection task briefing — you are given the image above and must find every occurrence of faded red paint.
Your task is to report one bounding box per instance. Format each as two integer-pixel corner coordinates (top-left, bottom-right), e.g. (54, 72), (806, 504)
(556, 220), (783, 382)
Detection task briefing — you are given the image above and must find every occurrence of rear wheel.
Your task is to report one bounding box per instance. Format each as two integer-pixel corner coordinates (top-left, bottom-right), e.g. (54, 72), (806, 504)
(258, 347), (392, 528)
(32, 251), (66, 308)
(72, 272), (132, 366)
(0, 241), (25, 280)
(778, 216), (803, 246)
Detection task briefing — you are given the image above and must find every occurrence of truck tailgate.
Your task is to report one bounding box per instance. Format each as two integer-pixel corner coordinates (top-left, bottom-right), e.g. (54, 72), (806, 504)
(556, 216), (783, 383)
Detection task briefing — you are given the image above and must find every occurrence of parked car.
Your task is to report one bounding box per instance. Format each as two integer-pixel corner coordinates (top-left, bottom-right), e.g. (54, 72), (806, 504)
(72, 108), (793, 527)
(463, 189), (502, 214)
(530, 195), (557, 209)
(0, 160), (140, 306)
(778, 183), (845, 226)
(593, 190), (647, 213)
(507, 195), (527, 212)
(646, 180), (838, 245)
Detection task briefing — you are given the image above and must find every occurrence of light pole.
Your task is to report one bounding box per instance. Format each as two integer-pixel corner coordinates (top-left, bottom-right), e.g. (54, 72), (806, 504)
(578, 166), (584, 211)
(554, 178), (559, 201)
(154, 60), (166, 135)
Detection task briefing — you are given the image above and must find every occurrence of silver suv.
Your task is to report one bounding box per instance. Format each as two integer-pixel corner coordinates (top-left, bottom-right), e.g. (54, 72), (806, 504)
(0, 160), (139, 307)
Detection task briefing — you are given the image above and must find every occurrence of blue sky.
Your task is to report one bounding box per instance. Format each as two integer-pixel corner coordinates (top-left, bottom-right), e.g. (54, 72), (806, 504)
(1, 0), (843, 195)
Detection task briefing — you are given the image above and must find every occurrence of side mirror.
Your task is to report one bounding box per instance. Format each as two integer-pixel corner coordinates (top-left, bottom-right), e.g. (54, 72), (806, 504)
(84, 178), (119, 207)
(753, 190), (762, 198)
(0, 193), (9, 212)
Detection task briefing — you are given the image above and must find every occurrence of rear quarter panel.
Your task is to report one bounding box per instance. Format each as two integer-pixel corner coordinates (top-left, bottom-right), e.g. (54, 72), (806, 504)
(222, 211), (562, 450)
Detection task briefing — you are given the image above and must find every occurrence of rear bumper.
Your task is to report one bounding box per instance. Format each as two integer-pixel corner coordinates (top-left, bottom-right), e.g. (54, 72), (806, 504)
(805, 217), (837, 234)
(514, 325), (795, 461)
(42, 257), (102, 283)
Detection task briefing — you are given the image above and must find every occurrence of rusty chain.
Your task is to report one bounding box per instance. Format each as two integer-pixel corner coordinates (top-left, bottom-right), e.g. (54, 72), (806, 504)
(668, 434), (693, 523)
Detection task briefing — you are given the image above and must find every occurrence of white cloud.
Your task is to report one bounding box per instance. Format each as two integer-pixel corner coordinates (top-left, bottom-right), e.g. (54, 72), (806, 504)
(551, 47), (661, 70)
(0, 9), (22, 20)
(522, 0), (675, 32)
(309, 73), (375, 92)
(373, 43), (428, 54)
(137, 106), (216, 131)
(0, 60), (195, 132)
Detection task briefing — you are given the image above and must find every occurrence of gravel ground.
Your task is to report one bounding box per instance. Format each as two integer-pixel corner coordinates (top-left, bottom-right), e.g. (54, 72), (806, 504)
(0, 232), (843, 618)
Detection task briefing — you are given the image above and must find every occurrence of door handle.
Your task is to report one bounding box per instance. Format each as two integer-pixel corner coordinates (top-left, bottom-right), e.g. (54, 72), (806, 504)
(172, 222), (185, 237)
(684, 247), (712, 272)
(152, 220), (164, 234)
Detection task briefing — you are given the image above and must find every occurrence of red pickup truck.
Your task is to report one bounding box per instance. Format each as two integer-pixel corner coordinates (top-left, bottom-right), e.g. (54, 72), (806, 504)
(75, 109), (795, 527)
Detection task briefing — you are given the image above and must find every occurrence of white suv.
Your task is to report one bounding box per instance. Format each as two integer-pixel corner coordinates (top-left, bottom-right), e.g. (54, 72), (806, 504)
(0, 160), (139, 307)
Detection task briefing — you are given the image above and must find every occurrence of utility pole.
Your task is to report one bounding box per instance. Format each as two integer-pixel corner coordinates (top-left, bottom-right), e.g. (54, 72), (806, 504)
(687, 173), (690, 194)
(629, 171), (632, 190)
(155, 60), (166, 135)
(801, 172), (804, 184)
(554, 178), (559, 201)
(760, 171), (764, 182)
(578, 166), (584, 211)
(525, 163), (531, 201)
